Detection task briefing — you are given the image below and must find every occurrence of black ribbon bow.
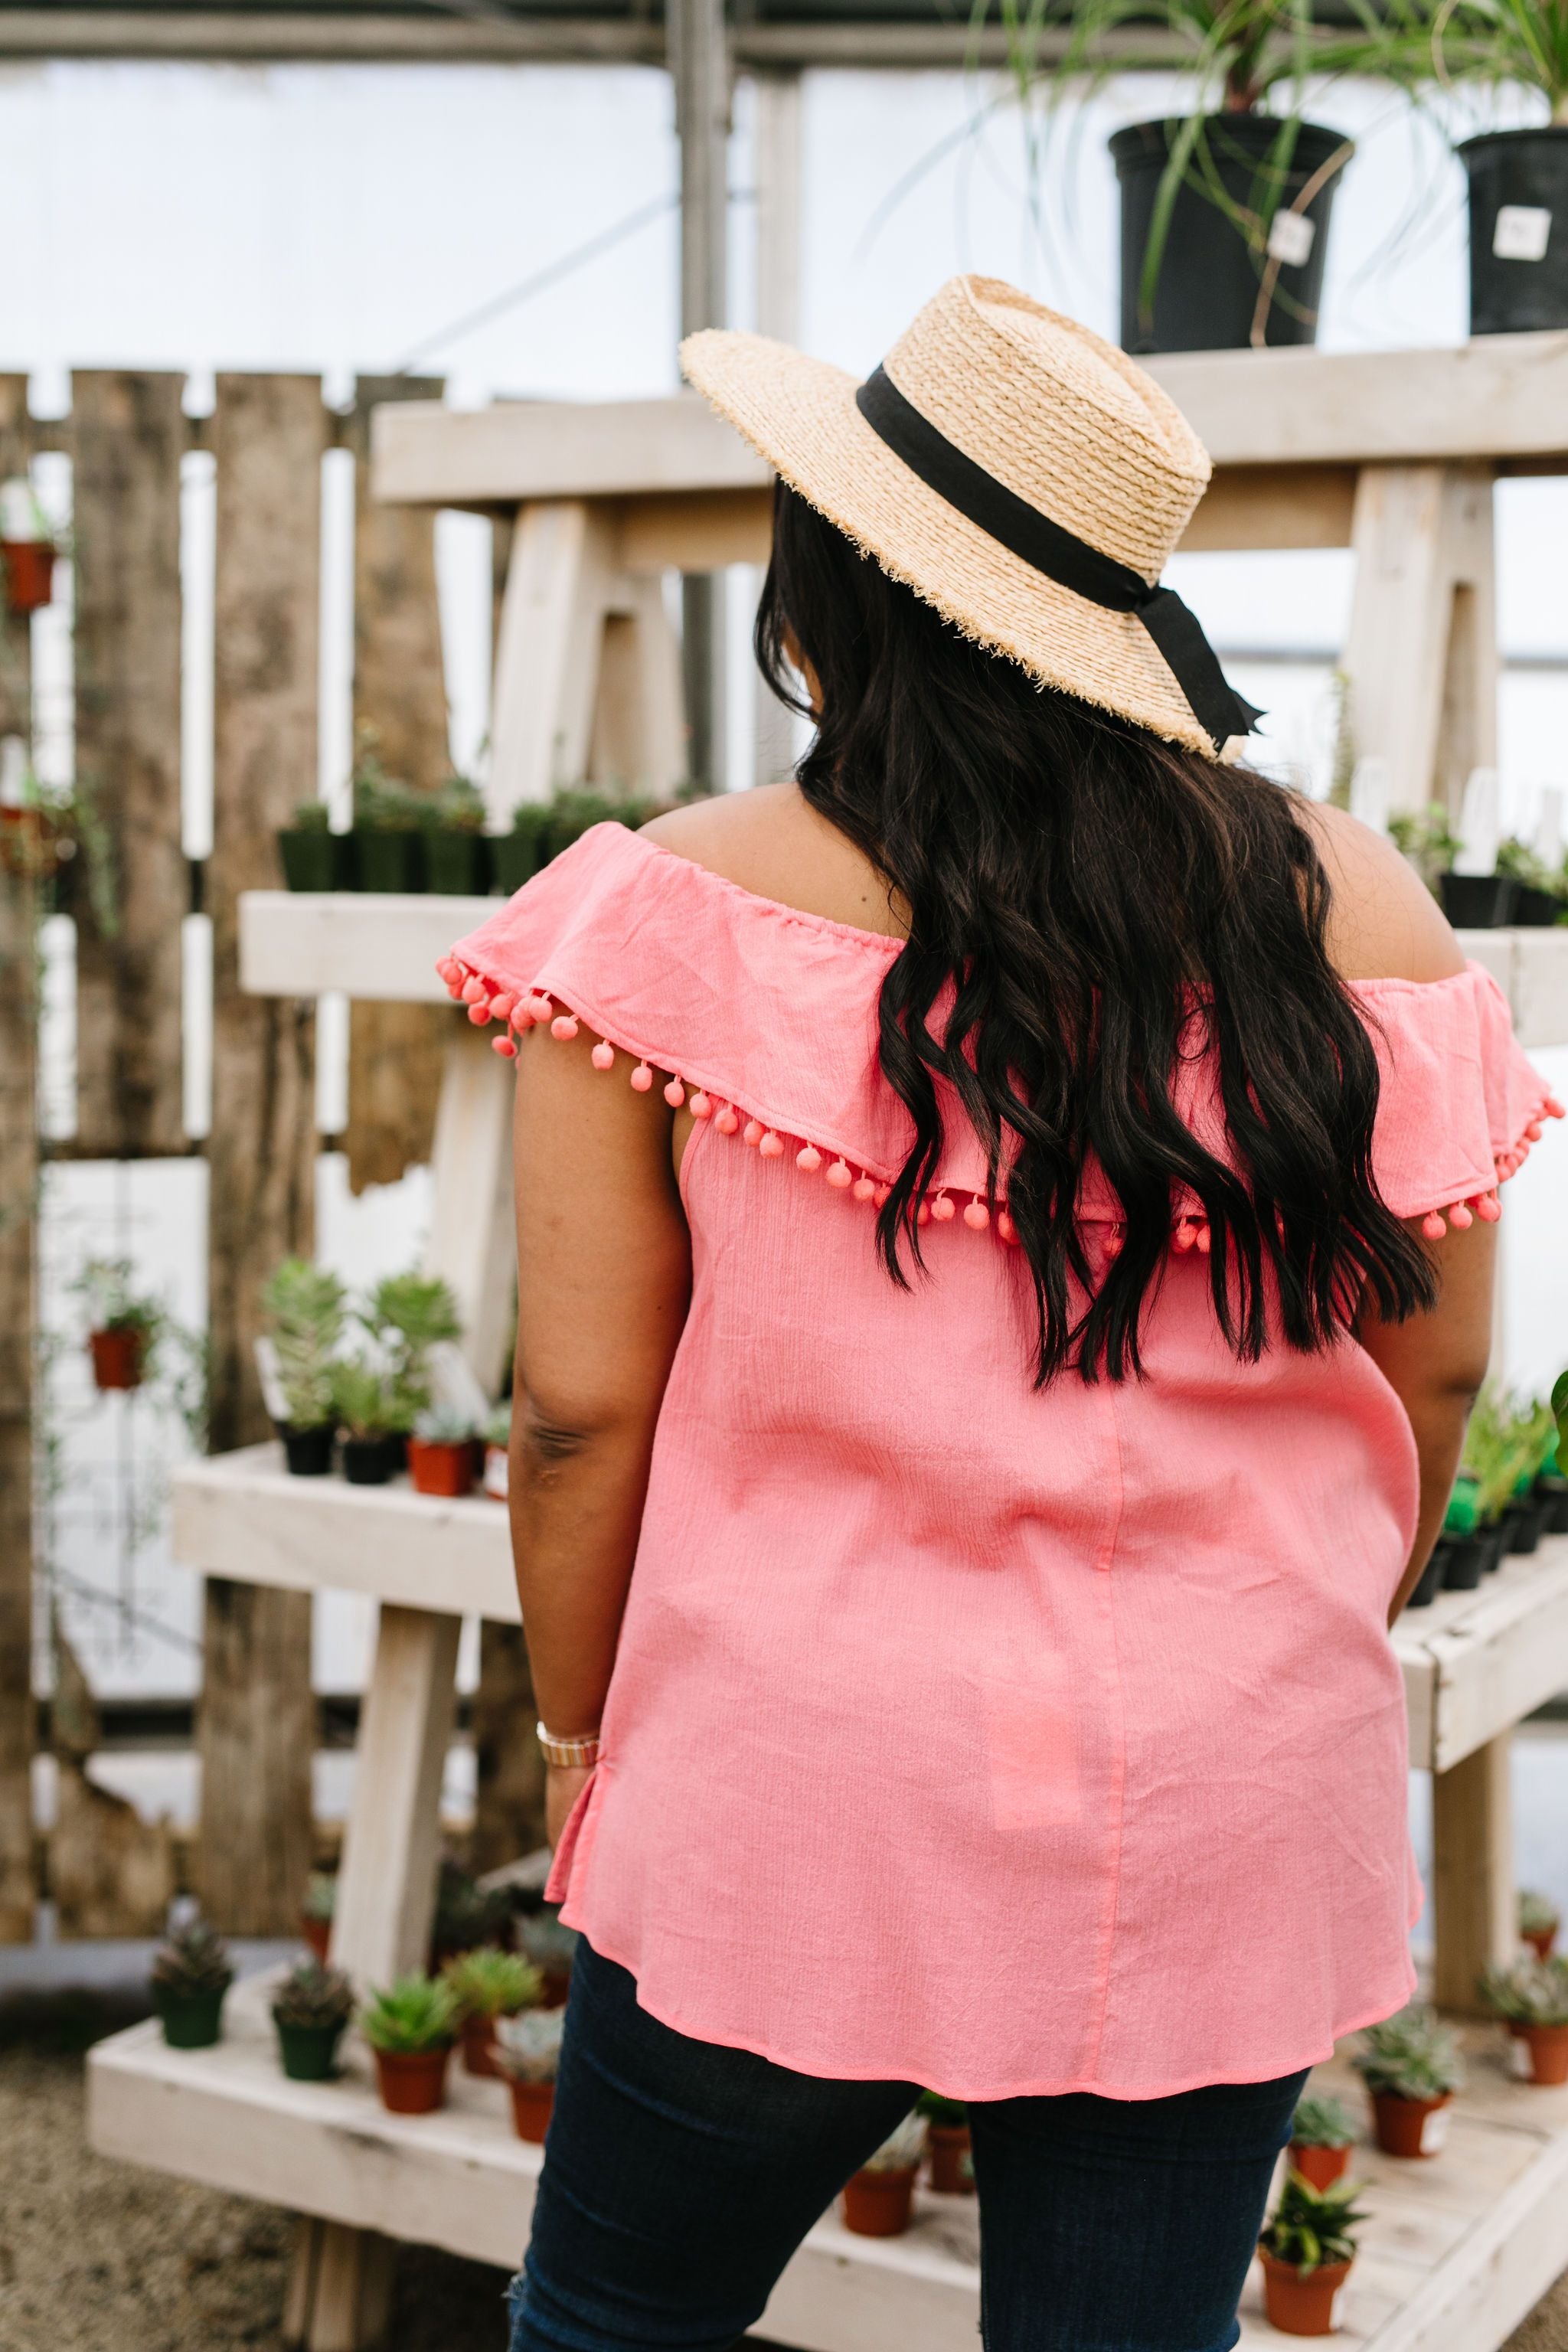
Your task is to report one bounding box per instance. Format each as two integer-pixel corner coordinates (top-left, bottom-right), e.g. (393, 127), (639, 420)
(854, 365), (1263, 755)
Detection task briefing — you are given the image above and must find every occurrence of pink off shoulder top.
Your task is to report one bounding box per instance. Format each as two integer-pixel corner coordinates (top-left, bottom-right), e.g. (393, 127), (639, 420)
(443, 823), (1560, 2101)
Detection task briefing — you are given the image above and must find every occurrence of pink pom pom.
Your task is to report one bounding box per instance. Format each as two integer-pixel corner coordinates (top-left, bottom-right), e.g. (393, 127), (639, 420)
(526, 993), (554, 1024)
(1421, 1209), (1447, 1239)
(467, 999), (492, 1025)
(631, 1063), (653, 1093)
(1195, 1223), (1211, 1256)
(743, 1119), (764, 1148)
(492, 1034), (518, 1058)
(690, 1092), (713, 1120)
(826, 1159), (851, 1190)
(759, 1131), (784, 1159)
(1172, 1220), (1195, 1253)
(1102, 1227), (1123, 1260)
(998, 1209), (1018, 1244)
(550, 1014), (579, 1041)
(1449, 1200), (1473, 1230)
(435, 956), (457, 983)
(461, 976), (485, 1005)
(796, 1145), (822, 1174)
(852, 1175), (875, 1203)
(874, 1184), (891, 1210)
(916, 1201), (932, 1227)
(1477, 1191), (1502, 1222)
(591, 1040), (615, 1070)
(489, 991), (515, 1021)
(963, 1199), (989, 1231)
(665, 1077), (686, 1108)
(1527, 1119), (1544, 1142)
(931, 1193), (956, 1223)
(1546, 1095), (1565, 1119)
(446, 975), (467, 1001)
(715, 1105), (739, 1135)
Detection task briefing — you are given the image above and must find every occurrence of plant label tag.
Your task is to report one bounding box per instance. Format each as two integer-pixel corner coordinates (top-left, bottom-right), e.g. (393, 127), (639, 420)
(253, 1335), (290, 1426)
(1494, 205), (1551, 263)
(1330, 2286), (1348, 2332)
(483, 1443), (509, 1501)
(1267, 211), (1317, 267)
(1508, 2032), (1535, 2079)
(1419, 2106), (1449, 2154)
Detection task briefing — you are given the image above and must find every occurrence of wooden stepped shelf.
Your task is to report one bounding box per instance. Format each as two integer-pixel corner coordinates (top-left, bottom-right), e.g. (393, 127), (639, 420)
(87, 1977), (1568, 2352)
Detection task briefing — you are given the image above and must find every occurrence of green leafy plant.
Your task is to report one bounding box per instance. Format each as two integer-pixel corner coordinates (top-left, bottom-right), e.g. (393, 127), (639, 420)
(1498, 835), (1566, 899)
(261, 1257), (347, 1431)
(1520, 1889), (1561, 1940)
(1353, 2004), (1465, 2101)
(328, 1358), (407, 1442)
(152, 1919), (234, 2001)
(302, 1871), (338, 1925)
(1374, 0), (1568, 122)
(288, 800), (332, 835)
(916, 2089), (968, 2126)
(429, 775), (488, 834)
(1462, 1388), (1552, 1527)
(1480, 1955), (1568, 2026)
(1290, 2093), (1358, 2148)
(414, 1404), (475, 1446)
(273, 1960), (356, 2030)
(358, 1270), (462, 1428)
(860, 2111), (928, 2174)
(1554, 1368), (1568, 1466)
(433, 1860), (511, 1955)
(1260, 2171), (1367, 2273)
(360, 1973), (459, 2055)
(71, 1257), (164, 1348)
(1389, 802), (1465, 894)
(441, 1947), (543, 2021)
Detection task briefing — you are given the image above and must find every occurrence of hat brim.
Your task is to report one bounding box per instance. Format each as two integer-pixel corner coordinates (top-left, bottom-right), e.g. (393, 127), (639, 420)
(682, 329), (1217, 756)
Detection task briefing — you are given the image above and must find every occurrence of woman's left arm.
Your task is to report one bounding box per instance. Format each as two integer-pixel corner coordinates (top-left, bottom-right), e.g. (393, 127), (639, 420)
(507, 1023), (692, 1845)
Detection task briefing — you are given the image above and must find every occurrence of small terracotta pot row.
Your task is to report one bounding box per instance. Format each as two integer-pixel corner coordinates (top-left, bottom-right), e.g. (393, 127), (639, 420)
(841, 2122), (975, 2237)
(370, 2043), (555, 2139)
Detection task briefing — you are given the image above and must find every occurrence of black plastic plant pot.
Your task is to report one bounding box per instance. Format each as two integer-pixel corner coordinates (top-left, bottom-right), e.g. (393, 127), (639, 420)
(423, 829), (492, 897)
(1508, 1498), (1547, 1556)
(276, 2017), (346, 2082)
(1538, 1478), (1568, 1534)
(1109, 115), (1351, 355)
(281, 1423), (335, 1477)
(492, 830), (544, 896)
(1514, 885), (1565, 928)
(1407, 1542), (1449, 1608)
(1479, 1522), (1508, 1574)
(155, 1988), (226, 2049)
(353, 828), (424, 893)
(1439, 872), (1519, 928)
(1442, 1535), (1485, 1591)
(277, 828), (341, 892)
(1461, 129), (1568, 336)
(341, 1433), (401, 1485)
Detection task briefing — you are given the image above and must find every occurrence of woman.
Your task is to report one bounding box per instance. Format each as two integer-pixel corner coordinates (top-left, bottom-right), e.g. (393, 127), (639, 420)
(442, 279), (1557, 2351)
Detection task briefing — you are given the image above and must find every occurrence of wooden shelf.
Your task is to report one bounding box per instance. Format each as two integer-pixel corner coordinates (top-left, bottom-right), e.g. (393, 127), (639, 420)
(1395, 1537), (1568, 1774)
(87, 1977), (1568, 2352)
(1454, 927), (1568, 1052)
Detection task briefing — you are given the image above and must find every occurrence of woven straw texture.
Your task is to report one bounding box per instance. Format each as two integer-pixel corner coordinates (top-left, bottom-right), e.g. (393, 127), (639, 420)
(682, 275), (1220, 753)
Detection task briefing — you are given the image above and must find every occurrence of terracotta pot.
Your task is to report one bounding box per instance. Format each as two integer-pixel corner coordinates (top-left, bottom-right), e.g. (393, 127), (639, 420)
(1289, 2141), (1352, 2191)
(927, 2123), (974, 2194)
(539, 1968), (572, 2011)
(1259, 2252), (1353, 2337)
(1, 537), (55, 612)
(842, 2166), (916, 2237)
(462, 2012), (501, 2077)
(300, 1913), (332, 1963)
(90, 1327), (145, 1390)
(508, 2076), (556, 2142)
(372, 2044), (451, 2115)
(1509, 2022), (1568, 2086)
(1524, 1926), (1559, 1962)
(408, 1437), (474, 1498)
(0, 805), (67, 880)
(1370, 2090), (1451, 2158)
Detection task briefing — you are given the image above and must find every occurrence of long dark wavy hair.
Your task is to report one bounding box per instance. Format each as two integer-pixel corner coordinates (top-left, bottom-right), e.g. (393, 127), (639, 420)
(755, 482), (1436, 1383)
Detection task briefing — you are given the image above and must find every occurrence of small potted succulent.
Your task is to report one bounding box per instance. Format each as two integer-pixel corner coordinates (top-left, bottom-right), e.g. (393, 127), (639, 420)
(276, 799), (351, 893)
(1389, 802), (1464, 899)
(495, 2003), (566, 2141)
(1438, 1478), (1485, 1593)
(421, 775), (492, 897)
(1352, 2006), (1464, 2158)
(443, 1947), (544, 2077)
(0, 475), (58, 612)
(150, 1919), (234, 2049)
(1389, 795), (1514, 927)
(916, 2089), (972, 2194)
(260, 1257), (346, 1475)
(482, 1403), (511, 1501)
(358, 1269), (462, 1439)
(328, 1361), (405, 1486)
(491, 802), (554, 897)
(73, 1257), (163, 1392)
(1287, 2094), (1359, 2190)
(301, 1870), (337, 1962)
(361, 1974), (460, 2114)
(518, 1903), (579, 2007)
(842, 2112), (928, 2237)
(1496, 838), (1567, 929)
(1481, 1956), (1568, 2085)
(431, 1859), (512, 1967)
(408, 1406), (477, 1499)
(350, 727), (427, 893)
(1520, 1888), (1560, 1962)
(1257, 2171), (1367, 2336)
(273, 1959), (355, 2081)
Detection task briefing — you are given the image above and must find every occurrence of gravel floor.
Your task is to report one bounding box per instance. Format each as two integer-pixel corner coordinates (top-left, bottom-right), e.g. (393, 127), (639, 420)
(2, 2034), (1564, 2352)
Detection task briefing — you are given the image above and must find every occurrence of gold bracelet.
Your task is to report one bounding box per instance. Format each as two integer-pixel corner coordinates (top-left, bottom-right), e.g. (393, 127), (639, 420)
(536, 1721), (600, 1769)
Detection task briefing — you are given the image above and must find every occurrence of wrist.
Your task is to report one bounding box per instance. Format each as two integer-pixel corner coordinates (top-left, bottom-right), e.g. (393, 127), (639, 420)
(536, 1721), (600, 1769)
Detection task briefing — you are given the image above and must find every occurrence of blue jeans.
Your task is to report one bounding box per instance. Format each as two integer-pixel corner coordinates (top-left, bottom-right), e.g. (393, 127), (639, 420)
(507, 1941), (1305, 2352)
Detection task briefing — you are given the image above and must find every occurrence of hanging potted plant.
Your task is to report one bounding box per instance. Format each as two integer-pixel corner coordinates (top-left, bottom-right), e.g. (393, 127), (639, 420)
(1481, 1956), (1568, 2083)
(261, 1256), (346, 1475)
(1257, 2171), (1367, 2335)
(842, 2112), (928, 2237)
(361, 1974), (460, 2115)
(1520, 1889), (1561, 1962)
(1287, 2094), (1359, 2190)
(273, 1960), (356, 2082)
(150, 1920), (234, 2050)
(1352, 2006), (1464, 2156)
(421, 774), (492, 898)
(276, 799), (351, 893)
(301, 1870), (337, 1962)
(495, 2003), (567, 2141)
(0, 476), (58, 614)
(443, 1948), (544, 2078)
(72, 1258), (164, 1393)
(916, 2090), (974, 2194)
(408, 1406), (477, 1499)
(518, 1903), (580, 2008)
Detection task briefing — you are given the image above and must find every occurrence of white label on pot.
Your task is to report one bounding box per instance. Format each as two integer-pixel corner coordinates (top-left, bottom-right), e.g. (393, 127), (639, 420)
(1419, 2105), (1450, 2154)
(253, 1335), (290, 1426)
(1494, 205), (1551, 262)
(1330, 2285), (1348, 2332)
(1268, 210), (1317, 267)
(1508, 2031), (1535, 2079)
(484, 1442), (509, 1501)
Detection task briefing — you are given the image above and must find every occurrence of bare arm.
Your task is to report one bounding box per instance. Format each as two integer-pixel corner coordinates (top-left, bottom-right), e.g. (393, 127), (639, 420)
(508, 1023), (691, 1842)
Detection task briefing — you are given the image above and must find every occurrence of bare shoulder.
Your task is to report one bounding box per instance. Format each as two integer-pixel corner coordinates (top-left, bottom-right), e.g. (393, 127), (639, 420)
(640, 785), (907, 939)
(1294, 797), (1466, 985)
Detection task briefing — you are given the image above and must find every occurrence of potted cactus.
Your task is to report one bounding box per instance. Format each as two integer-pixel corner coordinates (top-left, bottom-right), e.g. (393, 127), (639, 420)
(495, 2003), (566, 2141)
(150, 1920), (234, 2049)
(273, 1960), (355, 2081)
(361, 1974), (459, 2114)
(276, 799), (351, 893)
(408, 1406), (477, 1499)
(518, 1903), (579, 2007)
(842, 2112), (928, 2237)
(328, 1361), (405, 1486)
(1480, 1957), (1568, 2085)
(261, 1258), (346, 1475)
(430, 1859), (512, 1968)
(916, 2089), (973, 2194)
(1287, 2094), (1358, 2190)
(1520, 1888), (1560, 1962)
(1352, 2006), (1464, 2157)
(1258, 2171), (1367, 2336)
(348, 726), (427, 894)
(443, 1947), (544, 2078)
(421, 775), (492, 898)
(73, 1257), (163, 1393)
(301, 1870), (337, 1962)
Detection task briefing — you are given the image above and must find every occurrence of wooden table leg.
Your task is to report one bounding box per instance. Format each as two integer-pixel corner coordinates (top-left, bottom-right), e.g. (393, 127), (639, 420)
(1432, 1733), (1514, 2015)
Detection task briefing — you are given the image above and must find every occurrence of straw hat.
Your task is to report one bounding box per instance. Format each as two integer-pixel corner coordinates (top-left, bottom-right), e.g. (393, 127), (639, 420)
(682, 275), (1256, 757)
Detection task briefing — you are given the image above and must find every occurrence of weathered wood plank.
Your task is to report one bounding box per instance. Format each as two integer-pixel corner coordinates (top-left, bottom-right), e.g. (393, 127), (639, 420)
(199, 372), (323, 1935)
(332, 1605), (461, 1986)
(70, 369), (188, 1158)
(240, 890), (483, 1002)
(371, 392), (769, 511)
(345, 375), (449, 1195)
(1432, 1736), (1514, 2017)
(471, 1622), (546, 1874)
